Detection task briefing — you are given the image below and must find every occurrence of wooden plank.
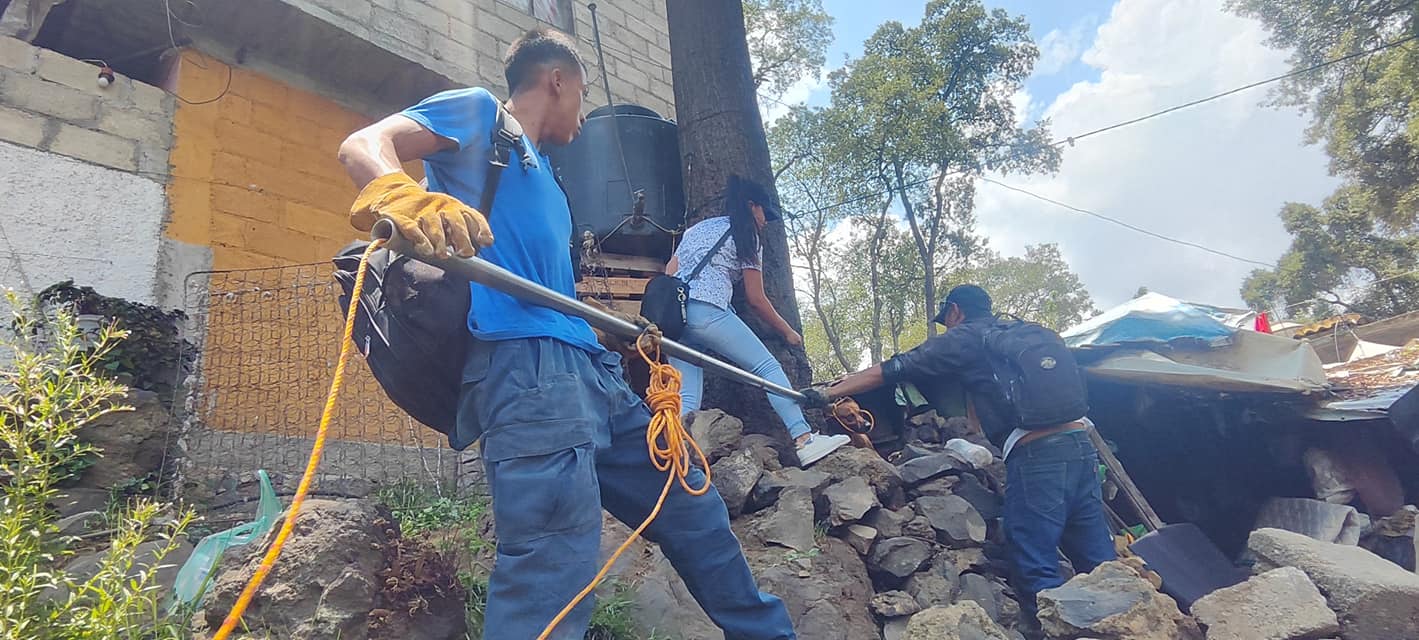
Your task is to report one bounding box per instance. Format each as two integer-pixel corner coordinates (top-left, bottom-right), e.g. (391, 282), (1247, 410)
(577, 276), (648, 297)
(593, 253), (667, 274)
(1088, 426), (1164, 532)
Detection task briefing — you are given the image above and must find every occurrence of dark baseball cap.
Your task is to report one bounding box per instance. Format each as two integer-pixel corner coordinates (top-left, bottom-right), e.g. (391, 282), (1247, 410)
(933, 284), (993, 325)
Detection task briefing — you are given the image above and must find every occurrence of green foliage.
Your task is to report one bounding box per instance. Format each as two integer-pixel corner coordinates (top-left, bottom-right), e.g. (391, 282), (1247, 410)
(33, 281), (191, 396)
(965, 244), (1099, 331)
(374, 481), (492, 564)
(1240, 186), (1419, 319)
(375, 481), (487, 536)
(0, 296), (195, 639)
(744, 0), (835, 100)
(1227, 0), (1418, 227)
(780, 0), (1061, 353)
(378, 482), (657, 639)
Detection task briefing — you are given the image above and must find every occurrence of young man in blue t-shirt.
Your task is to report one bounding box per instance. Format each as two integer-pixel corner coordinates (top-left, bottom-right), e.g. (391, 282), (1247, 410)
(337, 28), (794, 640)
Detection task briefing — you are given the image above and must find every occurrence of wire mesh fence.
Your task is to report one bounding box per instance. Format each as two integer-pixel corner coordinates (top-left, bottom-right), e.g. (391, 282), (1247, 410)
(170, 262), (482, 504)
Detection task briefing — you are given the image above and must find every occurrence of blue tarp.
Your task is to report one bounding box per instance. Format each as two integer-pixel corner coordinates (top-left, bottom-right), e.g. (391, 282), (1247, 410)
(1061, 293), (1328, 393)
(1062, 293), (1238, 349)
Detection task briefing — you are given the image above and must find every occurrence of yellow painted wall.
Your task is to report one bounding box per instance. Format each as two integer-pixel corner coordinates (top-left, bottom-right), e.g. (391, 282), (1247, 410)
(165, 50), (416, 269)
(166, 51), (436, 447)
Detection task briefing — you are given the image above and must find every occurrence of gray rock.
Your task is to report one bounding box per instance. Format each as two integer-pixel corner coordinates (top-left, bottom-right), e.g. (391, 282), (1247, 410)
(711, 448), (764, 517)
(63, 537), (193, 601)
(913, 475), (961, 497)
(687, 409), (745, 464)
(53, 488), (111, 519)
(758, 487), (817, 552)
(916, 495), (987, 546)
(824, 477), (879, 526)
(202, 499), (465, 640)
(56, 510), (103, 537)
(746, 467), (833, 513)
(814, 446), (903, 504)
(740, 433), (785, 471)
(884, 617), (910, 640)
(903, 602), (1012, 640)
(951, 473), (1003, 521)
(899, 453), (964, 485)
(745, 536), (880, 640)
(76, 390), (169, 489)
(903, 515), (937, 542)
(937, 547), (991, 575)
(960, 572), (1003, 623)
(1191, 567), (1339, 640)
(843, 524), (878, 555)
(873, 590), (923, 618)
(1037, 560), (1201, 640)
(1248, 527), (1419, 640)
(905, 569), (961, 609)
(870, 537), (933, 582)
(898, 443), (943, 462)
(870, 507), (914, 539)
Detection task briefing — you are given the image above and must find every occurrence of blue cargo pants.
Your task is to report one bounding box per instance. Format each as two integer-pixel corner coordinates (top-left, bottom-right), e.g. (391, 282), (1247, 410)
(1004, 430), (1118, 621)
(455, 337), (795, 640)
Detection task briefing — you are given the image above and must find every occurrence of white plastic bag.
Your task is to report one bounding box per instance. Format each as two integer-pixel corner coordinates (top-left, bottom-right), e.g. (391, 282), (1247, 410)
(944, 438), (994, 470)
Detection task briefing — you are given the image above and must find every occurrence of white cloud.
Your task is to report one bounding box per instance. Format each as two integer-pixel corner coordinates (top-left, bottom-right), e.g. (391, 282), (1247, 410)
(1035, 18), (1095, 76)
(976, 0), (1338, 310)
(760, 72), (830, 125)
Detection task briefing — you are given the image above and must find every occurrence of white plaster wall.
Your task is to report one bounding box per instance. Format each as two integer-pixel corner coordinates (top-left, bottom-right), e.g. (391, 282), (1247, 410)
(0, 140), (165, 305)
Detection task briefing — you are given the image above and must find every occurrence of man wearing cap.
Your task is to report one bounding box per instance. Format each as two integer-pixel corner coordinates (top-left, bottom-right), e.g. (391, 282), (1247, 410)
(804, 284), (1116, 630)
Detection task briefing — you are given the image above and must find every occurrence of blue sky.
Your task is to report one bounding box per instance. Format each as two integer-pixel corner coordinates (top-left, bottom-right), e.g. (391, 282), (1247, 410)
(774, 0), (1339, 312)
(792, 0), (1116, 121)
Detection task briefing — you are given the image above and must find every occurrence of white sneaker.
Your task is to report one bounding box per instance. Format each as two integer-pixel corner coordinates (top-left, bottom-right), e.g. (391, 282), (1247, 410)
(797, 433), (852, 467)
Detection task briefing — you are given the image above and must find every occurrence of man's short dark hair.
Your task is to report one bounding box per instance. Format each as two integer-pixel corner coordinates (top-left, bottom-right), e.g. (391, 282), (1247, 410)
(936, 284), (993, 323)
(504, 28), (585, 95)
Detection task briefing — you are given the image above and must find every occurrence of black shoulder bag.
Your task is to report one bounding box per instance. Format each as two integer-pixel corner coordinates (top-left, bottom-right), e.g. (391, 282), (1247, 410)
(639, 228), (731, 340)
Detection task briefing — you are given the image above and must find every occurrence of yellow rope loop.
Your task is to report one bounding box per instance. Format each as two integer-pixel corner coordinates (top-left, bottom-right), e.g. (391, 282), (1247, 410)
(212, 237), (387, 640)
(537, 332), (709, 639)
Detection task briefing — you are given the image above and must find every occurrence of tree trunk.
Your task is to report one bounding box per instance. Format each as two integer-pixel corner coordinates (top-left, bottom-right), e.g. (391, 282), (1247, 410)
(867, 207), (888, 363)
(667, 0), (810, 439)
(893, 162), (938, 337)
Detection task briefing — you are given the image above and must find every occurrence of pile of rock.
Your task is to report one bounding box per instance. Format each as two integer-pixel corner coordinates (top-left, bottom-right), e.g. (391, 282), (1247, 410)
(613, 409), (1031, 639)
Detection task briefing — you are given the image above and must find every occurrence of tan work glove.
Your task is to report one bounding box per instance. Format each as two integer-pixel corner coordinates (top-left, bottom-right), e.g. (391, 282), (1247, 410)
(350, 172), (493, 258)
(582, 298), (662, 355)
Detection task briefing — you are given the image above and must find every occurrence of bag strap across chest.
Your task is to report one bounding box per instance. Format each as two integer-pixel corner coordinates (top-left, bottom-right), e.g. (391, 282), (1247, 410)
(685, 228), (733, 283)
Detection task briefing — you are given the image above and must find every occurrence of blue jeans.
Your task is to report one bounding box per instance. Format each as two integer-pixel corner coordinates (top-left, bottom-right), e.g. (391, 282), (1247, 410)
(670, 300), (812, 440)
(456, 337), (795, 640)
(1004, 430), (1118, 619)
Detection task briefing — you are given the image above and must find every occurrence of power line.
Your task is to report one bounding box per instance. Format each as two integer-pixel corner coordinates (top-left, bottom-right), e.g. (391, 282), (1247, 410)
(788, 33), (1419, 218)
(978, 177), (1279, 268)
(1057, 33), (1419, 146)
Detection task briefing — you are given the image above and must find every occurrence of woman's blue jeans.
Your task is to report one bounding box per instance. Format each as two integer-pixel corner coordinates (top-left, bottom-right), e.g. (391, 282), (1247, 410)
(670, 300), (812, 440)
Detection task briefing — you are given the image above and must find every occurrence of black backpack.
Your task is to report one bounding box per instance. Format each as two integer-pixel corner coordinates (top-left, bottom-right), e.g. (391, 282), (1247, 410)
(981, 317), (1089, 429)
(332, 102), (557, 444)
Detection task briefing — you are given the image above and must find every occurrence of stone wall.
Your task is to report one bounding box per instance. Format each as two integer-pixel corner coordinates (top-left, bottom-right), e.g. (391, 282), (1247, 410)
(0, 36), (173, 304)
(288, 0), (676, 118)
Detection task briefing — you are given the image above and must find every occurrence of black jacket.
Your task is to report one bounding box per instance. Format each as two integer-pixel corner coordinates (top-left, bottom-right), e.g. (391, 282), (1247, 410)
(881, 317), (1013, 447)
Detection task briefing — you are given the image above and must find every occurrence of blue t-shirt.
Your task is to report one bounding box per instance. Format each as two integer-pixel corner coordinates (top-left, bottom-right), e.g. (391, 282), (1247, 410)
(401, 88), (602, 353)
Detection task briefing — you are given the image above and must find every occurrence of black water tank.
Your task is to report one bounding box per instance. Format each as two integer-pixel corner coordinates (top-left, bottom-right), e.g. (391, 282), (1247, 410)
(547, 104), (685, 260)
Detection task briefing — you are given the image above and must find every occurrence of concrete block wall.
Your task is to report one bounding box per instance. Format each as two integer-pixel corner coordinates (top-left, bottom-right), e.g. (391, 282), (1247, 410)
(0, 36), (174, 175)
(290, 0), (676, 118)
(0, 36), (175, 304)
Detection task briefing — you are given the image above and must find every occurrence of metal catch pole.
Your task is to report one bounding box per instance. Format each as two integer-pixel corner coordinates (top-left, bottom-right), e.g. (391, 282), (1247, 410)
(370, 220), (807, 404)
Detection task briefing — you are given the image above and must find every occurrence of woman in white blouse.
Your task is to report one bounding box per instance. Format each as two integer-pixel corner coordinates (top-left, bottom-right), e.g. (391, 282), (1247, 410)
(664, 175), (850, 466)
